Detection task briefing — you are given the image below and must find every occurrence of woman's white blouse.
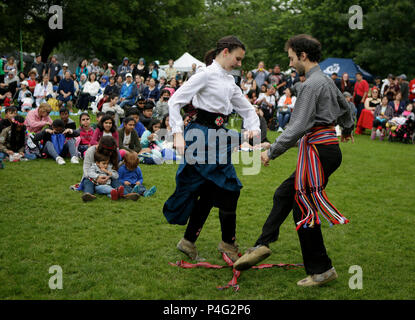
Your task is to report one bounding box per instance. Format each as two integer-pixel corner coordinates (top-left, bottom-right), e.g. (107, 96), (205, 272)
(83, 81), (100, 96)
(168, 60), (260, 134)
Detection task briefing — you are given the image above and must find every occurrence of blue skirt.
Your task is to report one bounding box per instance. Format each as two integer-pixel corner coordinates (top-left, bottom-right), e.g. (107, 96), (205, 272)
(163, 122), (242, 225)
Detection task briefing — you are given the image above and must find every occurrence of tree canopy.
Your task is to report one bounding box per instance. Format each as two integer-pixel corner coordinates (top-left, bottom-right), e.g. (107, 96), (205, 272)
(1, 0), (413, 79)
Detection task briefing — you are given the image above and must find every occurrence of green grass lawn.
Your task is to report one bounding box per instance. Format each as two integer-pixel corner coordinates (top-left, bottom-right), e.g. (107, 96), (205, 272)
(0, 127), (414, 300)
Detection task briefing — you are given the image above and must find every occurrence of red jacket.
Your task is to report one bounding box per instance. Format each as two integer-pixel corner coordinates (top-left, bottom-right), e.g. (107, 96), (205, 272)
(79, 127), (94, 145)
(353, 79), (369, 103)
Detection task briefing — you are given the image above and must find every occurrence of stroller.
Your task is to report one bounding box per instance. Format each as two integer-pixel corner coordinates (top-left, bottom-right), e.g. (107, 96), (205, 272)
(388, 118), (415, 144)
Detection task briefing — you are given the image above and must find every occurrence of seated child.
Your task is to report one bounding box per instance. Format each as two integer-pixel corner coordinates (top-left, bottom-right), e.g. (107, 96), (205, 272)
(87, 152), (126, 200)
(119, 108), (146, 137)
(21, 91), (34, 112)
(1, 92), (12, 107)
(387, 103), (414, 132)
(153, 89), (170, 120)
(101, 93), (124, 126)
(140, 102), (154, 129)
(387, 103), (415, 142)
(59, 107), (77, 134)
(90, 114), (119, 147)
(138, 119), (165, 164)
(18, 81), (33, 111)
(118, 151), (157, 197)
(91, 111), (105, 130)
(77, 112), (94, 158)
(0, 115), (35, 160)
(141, 118), (163, 152)
(32, 119), (80, 165)
(0, 106), (17, 133)
(401, 103), (415, 120)
(118, 116), (142, 155)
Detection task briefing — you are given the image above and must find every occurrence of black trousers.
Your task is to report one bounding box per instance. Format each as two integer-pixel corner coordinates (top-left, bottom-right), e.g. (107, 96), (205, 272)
(255, 144), (342, 275)
(184, 180), (240, 244)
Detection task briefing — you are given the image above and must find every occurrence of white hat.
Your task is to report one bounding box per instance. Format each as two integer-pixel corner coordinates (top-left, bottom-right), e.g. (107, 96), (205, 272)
(63, 63), (68, 67)
(108, 63), (113, 68)
(126, 73), (133, 78)
(21, 80), (29, 86)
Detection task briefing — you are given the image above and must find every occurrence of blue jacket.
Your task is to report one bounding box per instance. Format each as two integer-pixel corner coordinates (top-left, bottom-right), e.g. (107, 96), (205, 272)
(143, 86), (160, 102)
(118, 164), (143, 185)
(120, 82), (138, 100)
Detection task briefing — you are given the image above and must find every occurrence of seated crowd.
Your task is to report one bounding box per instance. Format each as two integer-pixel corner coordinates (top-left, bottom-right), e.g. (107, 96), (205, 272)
(243, 61), (414, 143)
(0, 54), (413, 176)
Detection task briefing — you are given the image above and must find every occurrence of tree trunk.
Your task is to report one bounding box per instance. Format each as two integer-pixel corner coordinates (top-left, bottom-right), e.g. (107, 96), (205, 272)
(40, 31), (62, 63)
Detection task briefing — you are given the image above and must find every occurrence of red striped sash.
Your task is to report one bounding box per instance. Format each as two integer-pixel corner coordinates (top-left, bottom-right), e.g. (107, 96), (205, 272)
(295, 126), (349, 230)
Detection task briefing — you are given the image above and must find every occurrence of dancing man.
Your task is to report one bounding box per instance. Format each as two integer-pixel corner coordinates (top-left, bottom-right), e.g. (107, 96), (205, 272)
(234, 34), (354, 287)
(163, 36), (260, 262)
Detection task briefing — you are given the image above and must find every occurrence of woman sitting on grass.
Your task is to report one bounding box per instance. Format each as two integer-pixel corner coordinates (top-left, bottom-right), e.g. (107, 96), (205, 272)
(86, 152), (124, 201)
(371, 96), (394, 141)
(24, 102), (53, 134)
(81, 136), (138, 202)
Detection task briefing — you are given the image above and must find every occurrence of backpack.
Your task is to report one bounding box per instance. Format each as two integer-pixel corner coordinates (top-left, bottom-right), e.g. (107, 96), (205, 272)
(51, 133), (66, 155)
(25, 133), (42, 158)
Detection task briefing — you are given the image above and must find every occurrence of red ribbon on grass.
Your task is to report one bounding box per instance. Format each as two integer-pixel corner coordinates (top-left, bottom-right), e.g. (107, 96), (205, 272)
(169, 253), (303, 291)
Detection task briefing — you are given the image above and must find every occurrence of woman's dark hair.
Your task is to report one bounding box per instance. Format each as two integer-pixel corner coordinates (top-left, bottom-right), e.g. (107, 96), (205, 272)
(284, 34), (321, 63)
(10, 115), (26, 152)
(88, 72), (97, 81)
(204, 35), (246, 66)
(97, 115), (116, 133)
(79, 112), (90, 122)
(161, 114), (169, 129)
(147, 119), (161, 132)
(97, 136), (118, 170)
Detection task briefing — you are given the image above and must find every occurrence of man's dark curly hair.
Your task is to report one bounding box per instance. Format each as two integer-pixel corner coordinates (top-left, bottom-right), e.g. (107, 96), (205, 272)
(284, 34), (322, 63)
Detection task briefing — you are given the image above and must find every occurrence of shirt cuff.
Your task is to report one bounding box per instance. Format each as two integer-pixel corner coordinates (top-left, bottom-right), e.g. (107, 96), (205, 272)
(171, 126), (183, 134)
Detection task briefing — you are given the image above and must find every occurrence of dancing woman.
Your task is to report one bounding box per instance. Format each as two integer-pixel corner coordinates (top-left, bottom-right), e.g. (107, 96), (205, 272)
(163, 36), (260, 262)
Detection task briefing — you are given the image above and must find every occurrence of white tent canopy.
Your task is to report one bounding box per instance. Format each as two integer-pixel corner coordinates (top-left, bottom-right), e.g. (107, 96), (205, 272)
(160, 52), (205, 72)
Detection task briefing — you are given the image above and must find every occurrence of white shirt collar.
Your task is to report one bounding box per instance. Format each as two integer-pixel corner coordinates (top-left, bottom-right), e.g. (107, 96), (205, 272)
(211, 60), (230, 76)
